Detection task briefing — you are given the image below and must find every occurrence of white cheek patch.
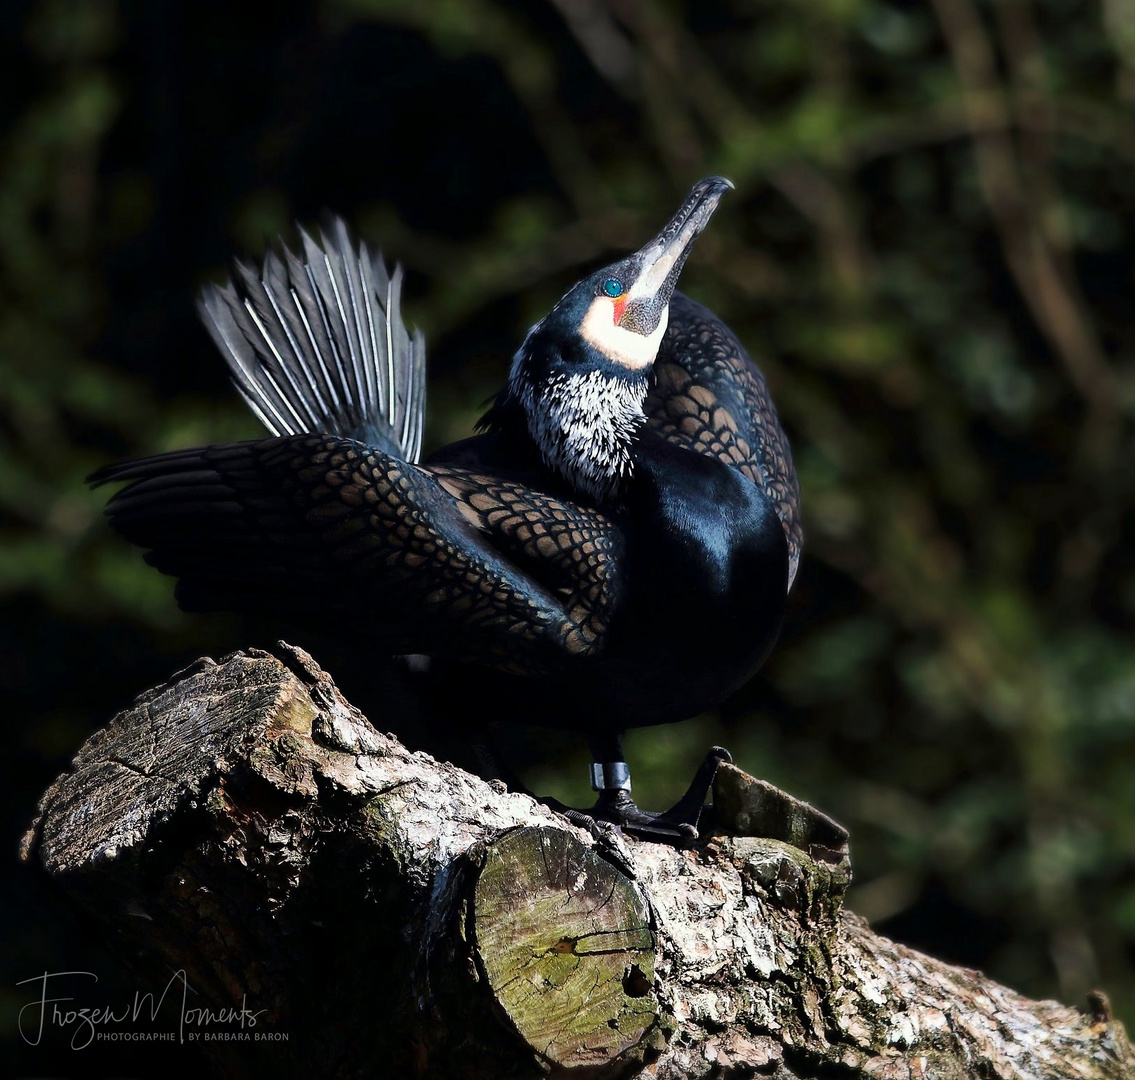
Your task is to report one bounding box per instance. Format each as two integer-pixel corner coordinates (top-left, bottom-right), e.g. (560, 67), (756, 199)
(579, 297), (668, 371)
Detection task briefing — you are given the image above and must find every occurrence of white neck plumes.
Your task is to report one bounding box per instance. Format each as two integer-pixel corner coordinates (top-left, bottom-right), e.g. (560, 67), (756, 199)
(512, 364), (647, 503)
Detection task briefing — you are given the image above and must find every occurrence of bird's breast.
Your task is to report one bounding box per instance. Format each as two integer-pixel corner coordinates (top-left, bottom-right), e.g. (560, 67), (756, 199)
(600, 437), (790, 715)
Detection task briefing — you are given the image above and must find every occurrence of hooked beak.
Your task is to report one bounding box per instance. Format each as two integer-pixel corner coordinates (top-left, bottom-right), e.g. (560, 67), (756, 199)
(620, 176), (733, 334)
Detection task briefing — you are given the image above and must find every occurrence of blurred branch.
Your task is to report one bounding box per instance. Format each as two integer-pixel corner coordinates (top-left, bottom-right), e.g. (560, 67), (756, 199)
(928, 0), (1124, 999)
(1102, 0), (1135, 102)
(845, 98), (1135, 170)
(605, 0), (752, 134)
(546, 0), (638, 95)
(346, 0), (608, 216)
(993, 0), (1126, 613)
(930, 0), (1121, 465)
(769, 161), (872, 303)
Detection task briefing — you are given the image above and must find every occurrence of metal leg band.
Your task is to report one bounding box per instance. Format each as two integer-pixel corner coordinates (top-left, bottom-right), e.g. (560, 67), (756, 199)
(589, 761), (632, 792)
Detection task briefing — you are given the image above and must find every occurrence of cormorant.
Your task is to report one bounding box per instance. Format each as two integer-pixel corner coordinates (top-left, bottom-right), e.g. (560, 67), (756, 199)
(91, 177), (801, 841)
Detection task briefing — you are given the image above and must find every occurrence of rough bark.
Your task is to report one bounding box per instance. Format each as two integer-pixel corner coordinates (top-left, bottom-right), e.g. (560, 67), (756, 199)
(20, 643), (1133, 1079)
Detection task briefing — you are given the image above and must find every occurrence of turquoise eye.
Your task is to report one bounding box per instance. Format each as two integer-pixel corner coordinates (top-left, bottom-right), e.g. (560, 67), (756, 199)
(602, 278), (624, 298)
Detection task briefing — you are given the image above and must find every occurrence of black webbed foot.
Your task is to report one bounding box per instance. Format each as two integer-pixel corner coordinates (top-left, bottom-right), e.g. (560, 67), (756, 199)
(545, 746), (733, 845)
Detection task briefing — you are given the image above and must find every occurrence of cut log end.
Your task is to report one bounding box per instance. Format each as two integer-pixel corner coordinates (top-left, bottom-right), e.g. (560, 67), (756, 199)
(472, 826), (659, 1072)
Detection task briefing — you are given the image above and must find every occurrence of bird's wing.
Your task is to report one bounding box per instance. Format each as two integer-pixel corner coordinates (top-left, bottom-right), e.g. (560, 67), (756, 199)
(426, 464), (620, 652)
(198, 218), (426, 462)
(645, 292), (802, 588)
(91, 435), (623, 674)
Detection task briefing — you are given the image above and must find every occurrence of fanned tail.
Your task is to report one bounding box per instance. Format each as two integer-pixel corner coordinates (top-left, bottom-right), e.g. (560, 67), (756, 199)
(198, 217), (426, 462)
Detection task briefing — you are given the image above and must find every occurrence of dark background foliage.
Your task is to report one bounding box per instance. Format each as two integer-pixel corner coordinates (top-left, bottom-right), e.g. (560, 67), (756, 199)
(3, 0), (1134, 1073)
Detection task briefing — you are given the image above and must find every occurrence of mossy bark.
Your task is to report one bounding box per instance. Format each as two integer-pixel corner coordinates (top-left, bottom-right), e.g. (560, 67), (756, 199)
(20, 644), (1134, 1079)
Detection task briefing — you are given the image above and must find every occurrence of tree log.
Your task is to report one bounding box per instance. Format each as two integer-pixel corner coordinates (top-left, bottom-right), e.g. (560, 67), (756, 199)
(19, 643), (1134, 1079)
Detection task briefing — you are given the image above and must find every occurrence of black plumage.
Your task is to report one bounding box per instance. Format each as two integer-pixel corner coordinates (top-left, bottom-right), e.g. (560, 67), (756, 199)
(92, 178), (800, 840)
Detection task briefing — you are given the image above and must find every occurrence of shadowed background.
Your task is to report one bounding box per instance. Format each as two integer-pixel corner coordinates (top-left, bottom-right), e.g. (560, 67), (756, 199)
(3, 0), (1134, 1073)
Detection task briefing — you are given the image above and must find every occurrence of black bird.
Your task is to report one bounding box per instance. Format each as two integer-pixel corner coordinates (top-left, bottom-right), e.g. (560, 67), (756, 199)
(92, 177), (801, 841)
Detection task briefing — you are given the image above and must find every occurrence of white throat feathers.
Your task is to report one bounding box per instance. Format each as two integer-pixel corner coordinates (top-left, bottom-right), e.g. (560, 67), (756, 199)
(512, 365), (648, 503)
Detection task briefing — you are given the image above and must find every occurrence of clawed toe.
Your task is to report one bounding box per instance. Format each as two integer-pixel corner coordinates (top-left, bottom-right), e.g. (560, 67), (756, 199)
(546, 745), (733, 845)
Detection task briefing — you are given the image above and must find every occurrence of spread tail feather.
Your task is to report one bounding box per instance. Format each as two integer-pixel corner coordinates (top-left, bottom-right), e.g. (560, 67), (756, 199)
(198, 217), (426, 462)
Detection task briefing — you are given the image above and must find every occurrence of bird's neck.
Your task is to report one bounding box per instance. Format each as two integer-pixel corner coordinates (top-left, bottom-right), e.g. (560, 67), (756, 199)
(480, 323), (657, 503)
(506, 365), (648, 504)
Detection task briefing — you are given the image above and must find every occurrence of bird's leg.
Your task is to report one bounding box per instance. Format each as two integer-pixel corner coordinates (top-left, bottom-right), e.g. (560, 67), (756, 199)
(580, 732), (733, 843)
(470, 726), (731, 846)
